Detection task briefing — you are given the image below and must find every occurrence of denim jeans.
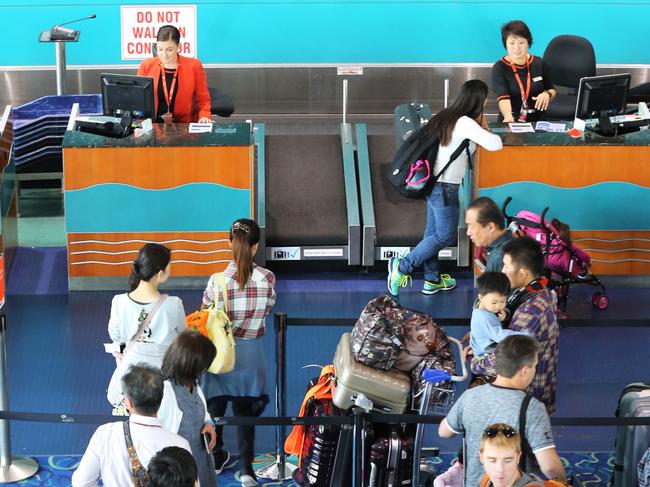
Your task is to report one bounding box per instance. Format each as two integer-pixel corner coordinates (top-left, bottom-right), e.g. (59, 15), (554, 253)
(399, 182), (460, 282)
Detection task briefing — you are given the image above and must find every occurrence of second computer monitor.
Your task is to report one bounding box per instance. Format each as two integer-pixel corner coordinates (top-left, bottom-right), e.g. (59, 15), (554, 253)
(101, 73), (155, 120)
(575, 73), (631, 121)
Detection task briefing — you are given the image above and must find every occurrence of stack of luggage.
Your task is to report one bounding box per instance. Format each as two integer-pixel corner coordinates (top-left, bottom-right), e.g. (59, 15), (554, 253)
(287, 295), (458, 487)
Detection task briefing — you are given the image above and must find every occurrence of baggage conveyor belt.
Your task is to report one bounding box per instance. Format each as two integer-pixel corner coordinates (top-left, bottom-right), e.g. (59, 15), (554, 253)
(355, 123), (471, 267)
(254, 122), (361, 264)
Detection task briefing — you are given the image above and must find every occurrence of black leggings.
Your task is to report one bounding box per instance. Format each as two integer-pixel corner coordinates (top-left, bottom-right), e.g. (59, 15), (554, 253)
(207, 395), (268, 476)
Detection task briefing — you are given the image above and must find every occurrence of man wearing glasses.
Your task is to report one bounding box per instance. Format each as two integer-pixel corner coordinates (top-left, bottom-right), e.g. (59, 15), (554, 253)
(439, 335), (566, 486)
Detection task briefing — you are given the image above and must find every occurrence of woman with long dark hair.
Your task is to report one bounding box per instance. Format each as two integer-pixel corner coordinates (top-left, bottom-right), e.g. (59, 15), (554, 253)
(106, 243), (185, 407)
(201, 219), (276, 487)
(388, 80), (503, 297)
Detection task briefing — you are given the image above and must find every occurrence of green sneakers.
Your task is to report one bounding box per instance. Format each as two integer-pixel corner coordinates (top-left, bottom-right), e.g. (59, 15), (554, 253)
(422, 274), (456, 295)
(387, 257), (411, 296)
(388, 258), (456, 296)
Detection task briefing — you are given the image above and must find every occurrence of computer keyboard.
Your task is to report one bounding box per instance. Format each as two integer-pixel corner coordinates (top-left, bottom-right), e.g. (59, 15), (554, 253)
(76, 118), (133, 138)
(588, 118), (649, 137)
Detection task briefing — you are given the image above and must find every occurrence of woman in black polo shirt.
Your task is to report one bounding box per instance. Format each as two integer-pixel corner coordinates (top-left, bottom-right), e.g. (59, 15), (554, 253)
(491, 20), (556, 122)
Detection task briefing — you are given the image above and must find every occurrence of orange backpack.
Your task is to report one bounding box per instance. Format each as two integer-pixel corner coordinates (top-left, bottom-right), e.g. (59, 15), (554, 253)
(284, 365), (335, 467)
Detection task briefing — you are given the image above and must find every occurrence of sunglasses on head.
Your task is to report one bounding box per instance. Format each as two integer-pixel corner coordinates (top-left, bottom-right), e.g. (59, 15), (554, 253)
(483, 426), (517, 438)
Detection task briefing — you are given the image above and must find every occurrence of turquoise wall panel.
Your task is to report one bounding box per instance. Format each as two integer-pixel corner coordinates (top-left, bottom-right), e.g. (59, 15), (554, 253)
(65, 183), (251, 233)
(4, 1), (650, 66)
(479, 182), (650, 231)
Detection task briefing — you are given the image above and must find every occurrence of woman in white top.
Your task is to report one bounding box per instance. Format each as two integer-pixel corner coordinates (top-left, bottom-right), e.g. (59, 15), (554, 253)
(106, 243), (185, 407)
(387, 80), (503, 296)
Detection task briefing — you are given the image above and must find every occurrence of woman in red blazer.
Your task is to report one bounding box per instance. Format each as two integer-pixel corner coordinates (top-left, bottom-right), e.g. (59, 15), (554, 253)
(137, 25), (211, 123)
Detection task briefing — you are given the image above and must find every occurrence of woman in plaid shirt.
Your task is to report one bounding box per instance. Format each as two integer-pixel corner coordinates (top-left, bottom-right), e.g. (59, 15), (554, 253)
(201, 219), (276, 487)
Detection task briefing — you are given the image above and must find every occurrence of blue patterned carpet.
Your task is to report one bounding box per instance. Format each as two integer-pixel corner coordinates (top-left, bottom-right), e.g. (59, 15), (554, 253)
(3, 451), (614, 486)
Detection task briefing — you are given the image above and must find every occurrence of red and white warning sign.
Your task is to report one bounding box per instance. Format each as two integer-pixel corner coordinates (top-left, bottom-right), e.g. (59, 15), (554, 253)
(121, 5), (197, 60)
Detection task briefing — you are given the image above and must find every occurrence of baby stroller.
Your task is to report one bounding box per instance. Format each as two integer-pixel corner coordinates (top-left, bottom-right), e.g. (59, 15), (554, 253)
(502, 196), (609, 316)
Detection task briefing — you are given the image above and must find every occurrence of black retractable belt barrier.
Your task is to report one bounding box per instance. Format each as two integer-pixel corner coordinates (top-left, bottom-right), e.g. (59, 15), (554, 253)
(284, 316), (650, 328)
(1, 410), (650, 427)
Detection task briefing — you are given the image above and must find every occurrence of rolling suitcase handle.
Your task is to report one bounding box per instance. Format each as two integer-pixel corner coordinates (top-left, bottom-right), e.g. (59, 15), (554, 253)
(412, 336), (468, 487)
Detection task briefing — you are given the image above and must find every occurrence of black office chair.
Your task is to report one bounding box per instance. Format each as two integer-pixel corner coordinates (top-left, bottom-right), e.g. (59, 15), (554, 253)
(543, 35), (596, 120)
(208, 86), (235, 118)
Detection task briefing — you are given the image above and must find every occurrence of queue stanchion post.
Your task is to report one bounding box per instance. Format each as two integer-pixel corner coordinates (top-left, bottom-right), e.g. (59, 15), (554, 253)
(255, 313), (296, 480)
(0, 313), (38, 483)
(351, 407), (365, 487)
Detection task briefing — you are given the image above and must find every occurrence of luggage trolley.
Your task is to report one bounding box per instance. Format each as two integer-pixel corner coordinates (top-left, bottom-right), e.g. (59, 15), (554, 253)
(412, 337), (468, 487)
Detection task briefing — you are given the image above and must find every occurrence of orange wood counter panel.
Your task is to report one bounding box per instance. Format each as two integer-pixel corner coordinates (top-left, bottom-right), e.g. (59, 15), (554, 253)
(62, 123), (254, 290)
(476, 128), (650, 275)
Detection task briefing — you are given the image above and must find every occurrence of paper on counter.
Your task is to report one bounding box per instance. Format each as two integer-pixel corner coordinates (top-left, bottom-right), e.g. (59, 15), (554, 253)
(189, 122), (214, 134)
(508, 122), (535, 133)
(535, 121), (567, 133)
(573, 118), (586, 132)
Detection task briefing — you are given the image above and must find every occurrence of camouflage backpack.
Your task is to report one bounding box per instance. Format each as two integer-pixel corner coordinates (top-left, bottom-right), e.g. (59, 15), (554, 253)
(351, 295), (456, 402)
(351, 295), (439, 371)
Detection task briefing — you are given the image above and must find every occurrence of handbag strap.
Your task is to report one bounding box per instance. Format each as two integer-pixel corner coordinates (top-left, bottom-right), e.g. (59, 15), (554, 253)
(518, 394), (533, 470)
(211, 272), (228, 313)
(434, 138), (470, 180)
(124, 294), (168, 356)
(123, 421), (147, 486)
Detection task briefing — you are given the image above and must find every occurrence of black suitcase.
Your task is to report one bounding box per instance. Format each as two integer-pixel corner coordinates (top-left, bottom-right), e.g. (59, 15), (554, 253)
(612, 383), (650, 486)
(367, 424), (414, 487)
(393, 102), (433, 149)
(292, 374), (351, 487)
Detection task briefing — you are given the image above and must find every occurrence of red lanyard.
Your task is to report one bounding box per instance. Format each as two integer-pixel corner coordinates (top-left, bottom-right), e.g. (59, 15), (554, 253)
(160, 67), (178, 113)
(506, 56), (532, 107)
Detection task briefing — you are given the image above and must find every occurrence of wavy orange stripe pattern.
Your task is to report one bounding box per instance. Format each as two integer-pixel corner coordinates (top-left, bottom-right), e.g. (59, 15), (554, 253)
(68, 232), (233, 277)
(63, 145), (253, 190)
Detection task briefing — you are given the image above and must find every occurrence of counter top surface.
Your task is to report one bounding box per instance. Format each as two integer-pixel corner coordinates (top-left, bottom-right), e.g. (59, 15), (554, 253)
(63, 122), (252, 148)
(490, 122), (650, 146)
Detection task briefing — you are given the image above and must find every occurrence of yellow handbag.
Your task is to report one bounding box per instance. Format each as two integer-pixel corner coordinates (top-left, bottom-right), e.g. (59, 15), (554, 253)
(186, 273), (236, 374)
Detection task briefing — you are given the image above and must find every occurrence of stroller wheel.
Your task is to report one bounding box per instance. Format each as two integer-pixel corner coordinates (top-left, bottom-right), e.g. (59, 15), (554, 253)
(591, 292), (609, 310)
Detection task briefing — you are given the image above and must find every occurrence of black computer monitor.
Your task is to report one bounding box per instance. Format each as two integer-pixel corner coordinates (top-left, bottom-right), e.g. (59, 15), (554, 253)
(101, 73), (155, 120)
(575, 73), (631, 135)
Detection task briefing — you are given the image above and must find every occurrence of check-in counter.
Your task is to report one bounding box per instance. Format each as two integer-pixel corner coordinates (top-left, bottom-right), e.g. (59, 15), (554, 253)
(0, 106), (18, 285)
(62, 123), (254, 290)
(477, 126), (650, 275)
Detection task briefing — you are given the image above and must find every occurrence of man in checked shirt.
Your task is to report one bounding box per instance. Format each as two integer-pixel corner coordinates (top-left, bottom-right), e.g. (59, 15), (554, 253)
(470, 236), (559, 415)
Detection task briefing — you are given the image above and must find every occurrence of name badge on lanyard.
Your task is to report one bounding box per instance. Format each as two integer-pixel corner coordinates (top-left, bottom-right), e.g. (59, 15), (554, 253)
(510, 60), (531, 122)
(161, 67), (178, 124)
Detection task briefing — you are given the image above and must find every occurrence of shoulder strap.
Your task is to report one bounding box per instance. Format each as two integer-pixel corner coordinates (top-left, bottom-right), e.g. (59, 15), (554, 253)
(434, 138), (470, 179)
(124, 294), (168, 356)
(518, 394), (534, 470)
(465, 143), (473, 171)
(123, 421), (147, 486)
(212, 272), (228, 313)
